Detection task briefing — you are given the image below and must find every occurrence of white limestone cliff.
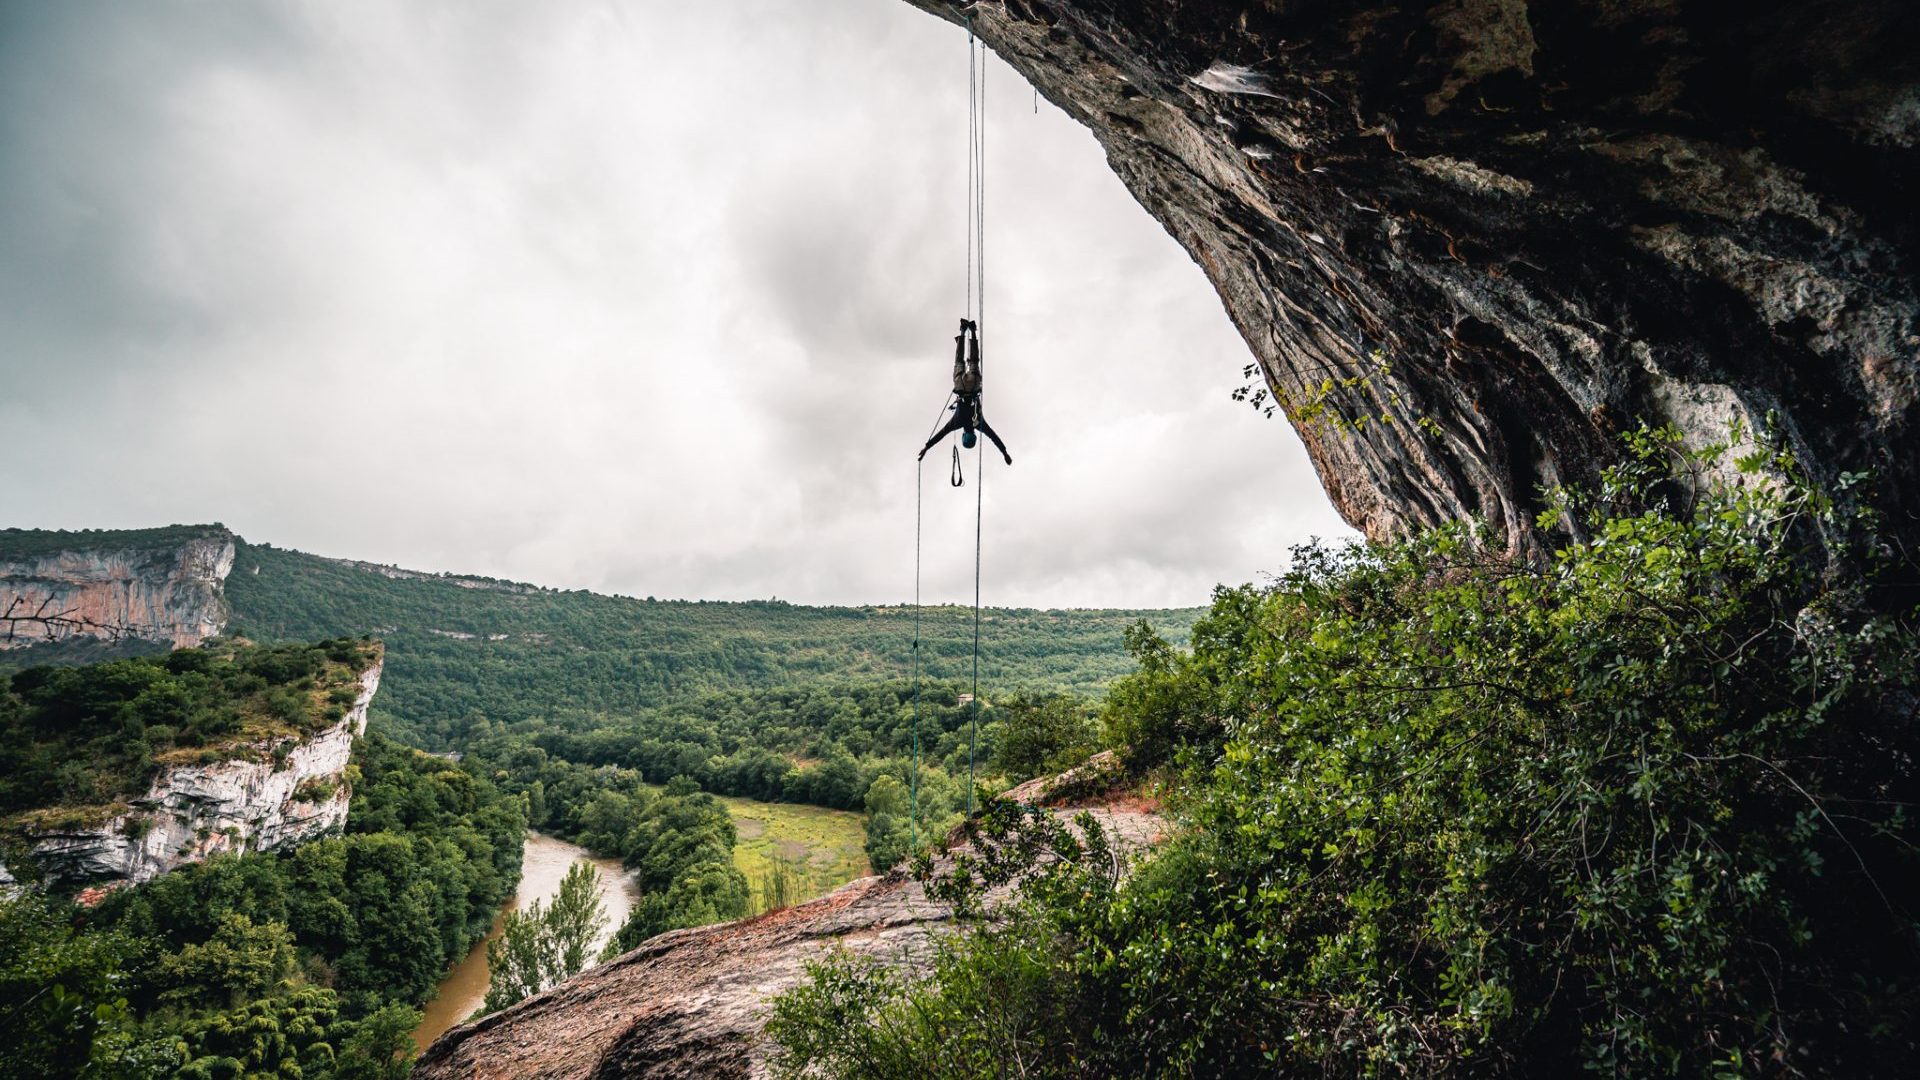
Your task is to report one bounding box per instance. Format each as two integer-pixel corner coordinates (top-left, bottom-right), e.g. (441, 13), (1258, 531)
(8, 654), (383, 888)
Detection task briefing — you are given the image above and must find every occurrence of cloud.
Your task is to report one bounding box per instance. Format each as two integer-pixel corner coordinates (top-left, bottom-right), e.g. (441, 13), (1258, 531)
(0, 0), (1354, 608)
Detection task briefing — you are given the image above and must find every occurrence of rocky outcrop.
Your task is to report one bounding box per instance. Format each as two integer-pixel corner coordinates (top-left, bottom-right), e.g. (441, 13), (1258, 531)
(0, 526), (235, 651)
(907, 1), (1918, 554)
(6, 653), (382, 888)
(415, 797), (1162, 1080)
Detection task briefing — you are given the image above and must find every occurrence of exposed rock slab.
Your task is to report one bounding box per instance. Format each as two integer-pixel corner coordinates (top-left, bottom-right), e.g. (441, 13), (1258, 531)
(904, 1), (1919, 555)
(415, 803), (1162, 1080)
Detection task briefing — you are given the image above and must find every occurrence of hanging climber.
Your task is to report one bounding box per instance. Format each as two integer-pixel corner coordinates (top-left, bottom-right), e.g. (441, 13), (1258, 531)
(919, 318), (1012, 465)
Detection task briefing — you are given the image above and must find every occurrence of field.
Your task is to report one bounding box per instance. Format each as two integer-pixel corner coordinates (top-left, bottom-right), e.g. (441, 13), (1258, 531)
(718, 796), (870, 912)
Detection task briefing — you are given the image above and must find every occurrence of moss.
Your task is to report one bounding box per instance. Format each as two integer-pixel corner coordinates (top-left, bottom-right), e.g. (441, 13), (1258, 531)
(292, 776), (339, 804)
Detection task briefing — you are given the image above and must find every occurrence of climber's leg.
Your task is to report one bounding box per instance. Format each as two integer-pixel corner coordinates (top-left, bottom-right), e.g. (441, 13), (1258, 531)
(919, 407), (969, 459)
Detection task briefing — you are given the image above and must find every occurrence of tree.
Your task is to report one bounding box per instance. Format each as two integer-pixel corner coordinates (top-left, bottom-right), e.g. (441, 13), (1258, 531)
(0, 894), (142, 1080)
(862, 775), (912, 871)
(481, 860), (609, 1015)
(481, 906), (553, 1015)
(989, 693), (1097, 782)
(153, 913), (297, 1009)
(333, 1001), (421, 1080)
(544, 861), (605, 979)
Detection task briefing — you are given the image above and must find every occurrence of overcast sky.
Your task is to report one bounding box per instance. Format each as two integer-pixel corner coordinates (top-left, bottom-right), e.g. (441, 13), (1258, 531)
(0, 0), (1351, 608)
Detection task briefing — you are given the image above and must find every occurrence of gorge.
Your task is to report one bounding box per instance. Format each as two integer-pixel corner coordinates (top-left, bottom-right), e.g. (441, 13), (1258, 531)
(3, 2), (1917, 1076)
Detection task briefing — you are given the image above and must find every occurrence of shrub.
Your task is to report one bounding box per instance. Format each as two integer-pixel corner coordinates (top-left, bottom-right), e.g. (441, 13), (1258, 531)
(771, 429), (1920, 1076)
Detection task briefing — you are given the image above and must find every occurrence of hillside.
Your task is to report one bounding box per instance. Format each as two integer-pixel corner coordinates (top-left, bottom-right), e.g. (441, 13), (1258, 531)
(222, 540), (1200, 748)
(0, 638), (383, 888)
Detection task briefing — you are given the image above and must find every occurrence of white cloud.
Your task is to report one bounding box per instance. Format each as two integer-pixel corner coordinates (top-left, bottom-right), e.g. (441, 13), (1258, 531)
(0, 0), (1353, 608)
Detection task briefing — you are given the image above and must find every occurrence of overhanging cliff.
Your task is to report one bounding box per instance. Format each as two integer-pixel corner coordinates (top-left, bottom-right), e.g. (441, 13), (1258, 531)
(909, 0), (1918, 552)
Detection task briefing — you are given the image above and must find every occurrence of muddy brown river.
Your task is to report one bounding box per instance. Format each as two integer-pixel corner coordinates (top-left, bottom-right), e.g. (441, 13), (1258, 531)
(411, 832), (643, 1052)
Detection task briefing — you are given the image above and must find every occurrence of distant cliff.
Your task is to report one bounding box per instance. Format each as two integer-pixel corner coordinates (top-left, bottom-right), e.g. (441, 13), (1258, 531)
(0, 645), (383, 891)
(0, 525), (235, 654)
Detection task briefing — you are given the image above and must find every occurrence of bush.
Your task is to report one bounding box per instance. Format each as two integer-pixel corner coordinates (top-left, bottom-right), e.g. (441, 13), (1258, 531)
(771, 429), (1920, 1076)
(989, 693), (1099, 783)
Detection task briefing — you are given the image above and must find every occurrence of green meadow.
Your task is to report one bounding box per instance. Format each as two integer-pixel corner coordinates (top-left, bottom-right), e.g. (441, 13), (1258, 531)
(718, 796), (869, 913)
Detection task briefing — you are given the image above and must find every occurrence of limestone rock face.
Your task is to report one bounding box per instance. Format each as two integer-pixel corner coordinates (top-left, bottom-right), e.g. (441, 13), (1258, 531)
(906, 0), (1919, 553)
(414, 802), (1162, 1080)
(9, 656), (383, 888)
(1, 528), (236, 651)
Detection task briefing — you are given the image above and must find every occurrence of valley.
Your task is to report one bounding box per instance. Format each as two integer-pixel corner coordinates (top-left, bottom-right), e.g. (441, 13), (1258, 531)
(6, 0), (1918, 1074)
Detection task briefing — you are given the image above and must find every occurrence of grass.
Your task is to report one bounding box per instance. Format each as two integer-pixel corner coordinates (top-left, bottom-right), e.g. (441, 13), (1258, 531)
(717, 796), (869, 913)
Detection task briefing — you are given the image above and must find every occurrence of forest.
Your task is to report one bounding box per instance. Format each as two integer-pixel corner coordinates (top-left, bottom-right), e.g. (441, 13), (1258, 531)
(1, 733), (524, 1079)
(221, 539), (1196, 748)
(221, 537), (1173, 876)
(0, 528), (1186, 1077)
(0, 639), (379, 822)
(448, 740), (754, 957)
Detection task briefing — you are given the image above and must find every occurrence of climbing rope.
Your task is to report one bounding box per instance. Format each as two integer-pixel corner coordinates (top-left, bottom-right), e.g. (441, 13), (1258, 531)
(910, 457), (923, 849)
(963, 15), (986, 816)
(908, 16), (993, 847)
(967, 430), (983, 815)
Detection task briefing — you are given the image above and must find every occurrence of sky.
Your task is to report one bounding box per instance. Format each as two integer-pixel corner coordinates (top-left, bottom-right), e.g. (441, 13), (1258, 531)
(0, 0), (1352, 609)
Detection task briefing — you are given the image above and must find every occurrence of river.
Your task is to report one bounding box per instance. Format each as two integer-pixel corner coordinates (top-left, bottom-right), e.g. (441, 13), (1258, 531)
(411, 832), (644, 1052)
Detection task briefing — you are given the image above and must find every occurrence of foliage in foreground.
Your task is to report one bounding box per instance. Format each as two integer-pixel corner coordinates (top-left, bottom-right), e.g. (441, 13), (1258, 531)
(769, 432), (1920, 1077)
(482, 860), (607, 1015)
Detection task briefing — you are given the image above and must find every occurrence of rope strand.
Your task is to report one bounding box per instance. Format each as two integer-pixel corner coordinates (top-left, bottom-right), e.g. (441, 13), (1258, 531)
(910, 457), (924, 849)
(967, 440), (984, 813)
(963, 26), (987, 813)
(965, 20), (975, 323)
(976, 33), (985, 337)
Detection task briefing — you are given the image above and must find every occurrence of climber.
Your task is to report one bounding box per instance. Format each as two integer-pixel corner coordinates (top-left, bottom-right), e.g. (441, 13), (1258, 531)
(919, 318), (1012, 465)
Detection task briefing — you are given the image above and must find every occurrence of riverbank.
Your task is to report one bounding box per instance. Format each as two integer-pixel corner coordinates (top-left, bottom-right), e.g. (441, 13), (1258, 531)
(411, 832), (642, 1051)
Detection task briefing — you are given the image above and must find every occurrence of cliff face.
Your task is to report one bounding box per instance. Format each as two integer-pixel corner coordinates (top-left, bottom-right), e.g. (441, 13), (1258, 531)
(1, 654), (382, 890)
(909, 0), (1918, 552)
(0, 527), (236, 651)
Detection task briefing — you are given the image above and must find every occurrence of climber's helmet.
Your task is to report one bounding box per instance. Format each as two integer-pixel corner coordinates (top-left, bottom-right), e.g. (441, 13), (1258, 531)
(962, 429), (978, 449)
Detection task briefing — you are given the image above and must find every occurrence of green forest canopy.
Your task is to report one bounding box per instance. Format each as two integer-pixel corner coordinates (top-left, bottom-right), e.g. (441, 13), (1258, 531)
(220, 539), (1200, 748)
(0, 525), (232, 562)
(1, 638), (379, 823)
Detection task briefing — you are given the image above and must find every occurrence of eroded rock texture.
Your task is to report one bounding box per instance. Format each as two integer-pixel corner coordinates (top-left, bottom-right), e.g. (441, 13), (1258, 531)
(1, 652), (383, 889)
(414, 800), (1163, 1080)
(911, 0), (1918, 552)
(0, 527), (235, 651)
